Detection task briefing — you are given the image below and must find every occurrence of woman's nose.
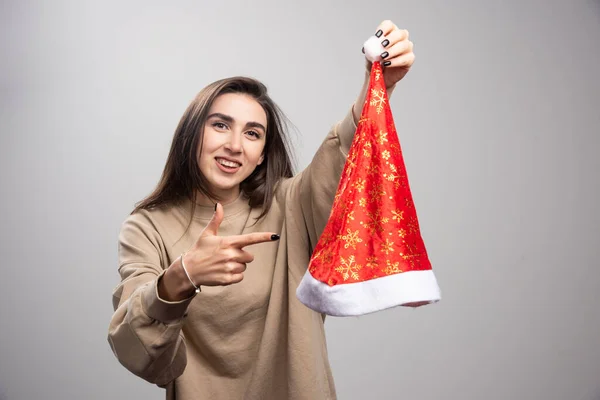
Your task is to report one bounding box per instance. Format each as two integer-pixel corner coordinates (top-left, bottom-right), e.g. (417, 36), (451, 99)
(224, 132), (242, 153)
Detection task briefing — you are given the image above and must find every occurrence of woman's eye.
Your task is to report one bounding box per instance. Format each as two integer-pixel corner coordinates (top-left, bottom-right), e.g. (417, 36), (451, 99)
(246, 131), (261, 139)
(212, 122), (227, 129)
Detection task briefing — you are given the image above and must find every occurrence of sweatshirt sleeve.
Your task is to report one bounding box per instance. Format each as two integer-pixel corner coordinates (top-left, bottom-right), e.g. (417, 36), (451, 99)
(285, 105), (357, 250)
(107, 212), (194, 387)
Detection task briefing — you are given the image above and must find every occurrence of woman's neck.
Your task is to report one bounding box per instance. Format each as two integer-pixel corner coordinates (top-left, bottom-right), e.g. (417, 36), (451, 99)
(195, 189), (242, 207)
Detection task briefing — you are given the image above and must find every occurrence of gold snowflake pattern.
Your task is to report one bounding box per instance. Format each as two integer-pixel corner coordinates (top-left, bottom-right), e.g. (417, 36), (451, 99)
(348, 156), (357, 169)
(370, 88), (386, 114)
(359, 198), (367, 207)
(404, 242), (418, 253)
(381, 238), (395, 255)
(321, 248), (335, 264)
(353, 178), (366, 192)
(311, 248), (334, 273)
(335, 255), (362, 281)
(361, 210), (390, 234)
(382, 150), (391, 160)
(318, 231), (335, 246)
(376, 130), (388, 145)
(384, 260), (402, 275)
(384, 173), (399, 182)
(399, 251), (419, 268)
(334, 192), (341, 204)
(391, 210), (404, 221)
(366, 164), (379, 176)
(369, 184), (386, 202)
(332, 198), (348, 219)
(343, 157), (357, 179)
(366, 256), (379, 269)
(407, 216), (420, 234)
(338, 229), (363, 250)
(362, 140), (372, 157)
(346, 211), (355, 223)
(398, 228), (407, 238)
(402, 242), (423, 264)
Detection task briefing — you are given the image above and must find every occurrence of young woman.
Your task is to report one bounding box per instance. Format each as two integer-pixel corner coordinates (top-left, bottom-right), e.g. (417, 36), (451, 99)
(108, 20), (415, 400)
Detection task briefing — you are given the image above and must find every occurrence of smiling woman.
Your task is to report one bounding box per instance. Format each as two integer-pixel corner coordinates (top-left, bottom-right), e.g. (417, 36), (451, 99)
(107, 19), (416, 400)
(130, 77), (294, 222)
(198, 94), (268, 202)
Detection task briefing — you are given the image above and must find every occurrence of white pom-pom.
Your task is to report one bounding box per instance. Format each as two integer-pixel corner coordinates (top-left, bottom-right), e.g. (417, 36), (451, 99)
(363, 35), (385, 62)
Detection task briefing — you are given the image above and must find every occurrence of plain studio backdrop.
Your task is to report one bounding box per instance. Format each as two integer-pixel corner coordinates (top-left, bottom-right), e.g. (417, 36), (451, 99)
(1, 0), (599, 399)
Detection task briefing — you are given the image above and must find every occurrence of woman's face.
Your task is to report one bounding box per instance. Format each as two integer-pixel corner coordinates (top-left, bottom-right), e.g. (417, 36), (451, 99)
(198, 93), (267, 202)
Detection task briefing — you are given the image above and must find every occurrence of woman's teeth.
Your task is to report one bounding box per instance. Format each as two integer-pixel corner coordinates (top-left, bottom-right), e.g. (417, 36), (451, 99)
(217, 158), (241, 168)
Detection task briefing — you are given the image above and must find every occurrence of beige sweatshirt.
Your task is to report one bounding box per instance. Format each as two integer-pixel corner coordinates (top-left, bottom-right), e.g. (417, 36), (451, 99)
(108, 107), (357, 400)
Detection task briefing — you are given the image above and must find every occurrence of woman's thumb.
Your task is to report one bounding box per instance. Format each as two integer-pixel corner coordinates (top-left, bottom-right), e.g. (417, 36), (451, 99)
(201, 203), (223, 237)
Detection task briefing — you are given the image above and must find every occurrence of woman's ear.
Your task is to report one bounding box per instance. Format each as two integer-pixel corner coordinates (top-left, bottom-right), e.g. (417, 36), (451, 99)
(258, 153), (264, 165)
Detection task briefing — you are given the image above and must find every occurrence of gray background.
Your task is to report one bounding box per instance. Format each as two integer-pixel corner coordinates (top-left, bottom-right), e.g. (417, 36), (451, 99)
(1, 0), (599, 399)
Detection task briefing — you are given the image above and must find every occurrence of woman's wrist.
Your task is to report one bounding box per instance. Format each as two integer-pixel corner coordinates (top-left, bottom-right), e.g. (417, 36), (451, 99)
(158, 257), (197, 302)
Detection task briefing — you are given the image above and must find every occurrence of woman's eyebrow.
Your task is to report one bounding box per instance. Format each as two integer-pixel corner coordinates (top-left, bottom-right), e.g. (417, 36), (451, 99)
(207, 112), (234, 123)
(207, 113), (265, 132)
(245, 121), (266, 132)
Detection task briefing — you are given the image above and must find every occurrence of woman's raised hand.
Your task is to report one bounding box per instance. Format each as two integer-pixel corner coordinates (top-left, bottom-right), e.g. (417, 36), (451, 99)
(159, 203), (279, 301)
(365, 20), (415, 89)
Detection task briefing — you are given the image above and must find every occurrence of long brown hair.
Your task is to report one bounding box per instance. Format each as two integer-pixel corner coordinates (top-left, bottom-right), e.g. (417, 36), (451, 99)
(132, 76), (295, 221)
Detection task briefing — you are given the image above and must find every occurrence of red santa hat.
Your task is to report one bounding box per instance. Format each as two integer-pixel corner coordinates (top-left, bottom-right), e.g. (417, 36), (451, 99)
(296, 35), (441, 317)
